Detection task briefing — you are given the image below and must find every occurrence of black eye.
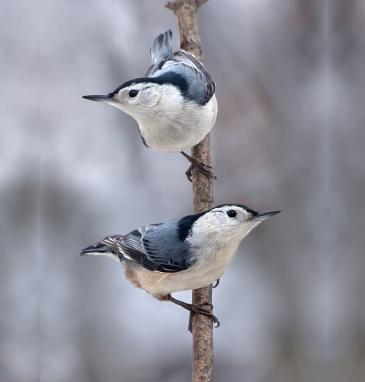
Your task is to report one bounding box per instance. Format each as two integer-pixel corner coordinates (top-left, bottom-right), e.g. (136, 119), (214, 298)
(128, 89), (139, 98)
(227, 210), (237, 218)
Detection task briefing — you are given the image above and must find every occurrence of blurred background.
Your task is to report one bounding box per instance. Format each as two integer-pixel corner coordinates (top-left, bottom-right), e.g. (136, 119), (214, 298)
(1, 0), (365, 381)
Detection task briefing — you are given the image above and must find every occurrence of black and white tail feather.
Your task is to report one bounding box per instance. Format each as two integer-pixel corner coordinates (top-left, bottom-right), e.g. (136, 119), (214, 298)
(80, 236), (124, 262)
(150, 29), (173, 67)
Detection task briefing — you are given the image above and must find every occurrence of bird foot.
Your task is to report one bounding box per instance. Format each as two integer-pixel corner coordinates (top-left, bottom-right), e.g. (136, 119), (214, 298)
(181, 151), (217, 182)
(167, 294), (220, 331)
(188, 302), (220, 332)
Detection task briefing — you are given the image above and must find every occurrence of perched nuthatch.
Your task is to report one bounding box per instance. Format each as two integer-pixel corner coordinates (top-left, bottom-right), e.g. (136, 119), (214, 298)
(81, 204), (280, 328)
(83, 30), (217, 180)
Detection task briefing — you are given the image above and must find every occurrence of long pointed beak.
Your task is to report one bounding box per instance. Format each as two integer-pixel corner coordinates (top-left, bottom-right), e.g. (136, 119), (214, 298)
(82, 94), (112, 102)
(253, 210), (281, 221)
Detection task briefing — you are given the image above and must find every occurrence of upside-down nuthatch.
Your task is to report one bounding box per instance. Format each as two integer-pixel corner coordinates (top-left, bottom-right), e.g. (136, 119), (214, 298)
(81, 204), (280, 327)
(83, 30), (217, 180)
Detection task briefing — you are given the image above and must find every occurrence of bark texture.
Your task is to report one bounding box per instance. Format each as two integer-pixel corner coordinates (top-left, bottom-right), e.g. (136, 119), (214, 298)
(166, 1), (214, 381)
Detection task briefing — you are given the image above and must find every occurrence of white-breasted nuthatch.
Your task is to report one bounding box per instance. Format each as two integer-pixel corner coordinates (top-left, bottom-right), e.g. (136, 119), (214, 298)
(83, 30), (217, 180)
(80, 204), (280, 327)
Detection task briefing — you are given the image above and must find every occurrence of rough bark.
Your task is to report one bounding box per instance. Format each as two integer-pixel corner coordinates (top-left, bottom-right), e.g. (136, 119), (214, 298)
(166, 1), (214, 381)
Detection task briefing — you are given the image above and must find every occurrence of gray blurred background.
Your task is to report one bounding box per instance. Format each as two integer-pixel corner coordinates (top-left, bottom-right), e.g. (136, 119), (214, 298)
(1, 0), (365, 381)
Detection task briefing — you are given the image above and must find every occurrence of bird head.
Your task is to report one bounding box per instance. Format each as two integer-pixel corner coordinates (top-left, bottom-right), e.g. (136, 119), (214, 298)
(83, 71), (190, 125)
(188, 204), (280, 247)
(84, 79), (162, 114)
(83, 73), (188, 123)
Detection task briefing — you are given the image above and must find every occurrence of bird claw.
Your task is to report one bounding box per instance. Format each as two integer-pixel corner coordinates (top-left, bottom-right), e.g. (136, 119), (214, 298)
(167, 293), (220, 332)
(181, 151), (217, 182)
(188, 302), (220, 332)
(212, 279), (220, 288)
(197, 303), (220, 328)
(185, 160), (216, 182)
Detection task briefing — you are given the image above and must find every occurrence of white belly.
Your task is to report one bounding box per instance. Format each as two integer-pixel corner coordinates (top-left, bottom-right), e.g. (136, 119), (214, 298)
(128, 242), (237, 297)
(138, 95), (217, 152)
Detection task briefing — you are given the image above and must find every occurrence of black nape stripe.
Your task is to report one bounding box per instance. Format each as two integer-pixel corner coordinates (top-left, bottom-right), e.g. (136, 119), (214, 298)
(177, 212), (205, 242)
(109, 72), (189, 99)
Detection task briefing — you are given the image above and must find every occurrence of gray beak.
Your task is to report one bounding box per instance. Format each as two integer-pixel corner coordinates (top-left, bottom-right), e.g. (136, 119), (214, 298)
(253, 210), (281, 221)
(82, 94), (112, 102)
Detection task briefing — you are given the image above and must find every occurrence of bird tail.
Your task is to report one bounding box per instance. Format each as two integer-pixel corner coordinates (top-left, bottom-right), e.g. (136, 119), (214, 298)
(150, 30), (173, 66)
(80, 240), (112, 256)
(80, 237), (124, 264)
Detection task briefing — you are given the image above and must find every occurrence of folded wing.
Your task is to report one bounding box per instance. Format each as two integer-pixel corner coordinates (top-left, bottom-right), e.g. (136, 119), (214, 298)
(147, 31), (215, 105)
(102, 221), (195, 273)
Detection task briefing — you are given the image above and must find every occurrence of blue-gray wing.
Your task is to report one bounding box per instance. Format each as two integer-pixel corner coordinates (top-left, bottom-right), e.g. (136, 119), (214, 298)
(146, 31), (215, 105)
(104, 220), (195, 272)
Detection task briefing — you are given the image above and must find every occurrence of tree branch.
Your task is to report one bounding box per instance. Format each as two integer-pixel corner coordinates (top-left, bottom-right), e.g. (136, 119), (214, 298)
(166, 1), (214, 381)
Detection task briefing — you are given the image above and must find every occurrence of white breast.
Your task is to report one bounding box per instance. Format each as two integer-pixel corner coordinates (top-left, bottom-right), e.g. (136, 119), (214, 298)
(137, 87), (217, 152)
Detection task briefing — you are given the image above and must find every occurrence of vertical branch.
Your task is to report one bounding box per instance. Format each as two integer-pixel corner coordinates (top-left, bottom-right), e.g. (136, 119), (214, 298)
(166, 1), (214, 381)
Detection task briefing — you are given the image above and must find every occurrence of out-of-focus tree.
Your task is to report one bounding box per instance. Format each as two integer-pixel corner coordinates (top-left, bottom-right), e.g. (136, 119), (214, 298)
(0, 1), (365, 381)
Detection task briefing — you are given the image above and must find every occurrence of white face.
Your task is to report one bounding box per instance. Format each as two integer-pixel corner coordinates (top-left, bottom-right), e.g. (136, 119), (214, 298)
(108, 83), (162, 116)
(189, 205), (262, 248)
(208, 205), (259, 232)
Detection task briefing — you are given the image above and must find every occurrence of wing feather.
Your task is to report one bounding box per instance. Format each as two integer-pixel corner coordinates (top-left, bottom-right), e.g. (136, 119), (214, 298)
(103, 222), (195, 273)
(146, 33), (215, 105)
